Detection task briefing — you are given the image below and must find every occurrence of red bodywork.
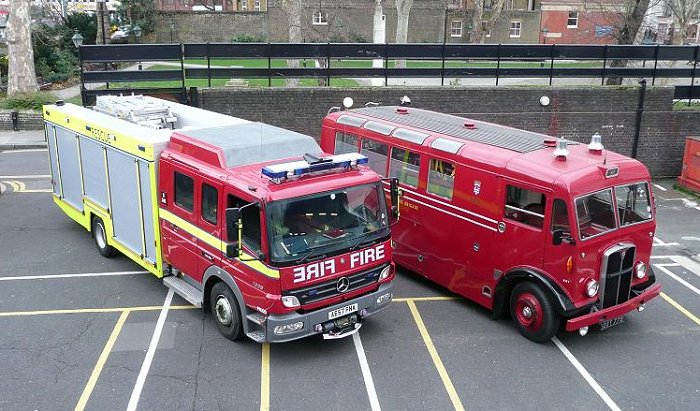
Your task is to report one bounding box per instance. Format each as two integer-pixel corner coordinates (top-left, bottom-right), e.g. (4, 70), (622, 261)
(319, 106), (660, 332)
(157, 130), (394, 318)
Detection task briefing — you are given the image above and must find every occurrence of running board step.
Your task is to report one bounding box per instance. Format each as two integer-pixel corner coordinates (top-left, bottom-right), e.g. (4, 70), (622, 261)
(246, 312), (267, 326)
(247, 330), (266, 343)
(163, 276), (202, 308)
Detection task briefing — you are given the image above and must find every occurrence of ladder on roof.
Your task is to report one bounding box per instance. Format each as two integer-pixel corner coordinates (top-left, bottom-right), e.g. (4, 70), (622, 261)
(93, 95), (178, 130)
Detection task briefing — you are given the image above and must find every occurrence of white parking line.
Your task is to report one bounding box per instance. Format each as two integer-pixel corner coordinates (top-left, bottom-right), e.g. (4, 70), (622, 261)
(552, 337), (621, 411)
(127, 289), (173, 411)
(352, 332), (381, 411)
(0, 270), (149, 281)
(653, 236), (680, 247)
(650, 255), (682, 259)
(0, 149), (47, 153)
(0, 174), (51, 179)
(652, 183), (667, 192)
(654, 264), (700, 297)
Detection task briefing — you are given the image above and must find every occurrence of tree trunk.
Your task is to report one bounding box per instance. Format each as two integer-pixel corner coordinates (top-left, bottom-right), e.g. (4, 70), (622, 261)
(7, 0), (38, 96)
(605, 0), (651, 85)
(394, 0), (413, 69)
(281, 0), (303, 87)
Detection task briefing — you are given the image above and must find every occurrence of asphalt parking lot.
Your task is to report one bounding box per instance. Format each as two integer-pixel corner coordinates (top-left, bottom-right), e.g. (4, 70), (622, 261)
(1, 148), (700, 411)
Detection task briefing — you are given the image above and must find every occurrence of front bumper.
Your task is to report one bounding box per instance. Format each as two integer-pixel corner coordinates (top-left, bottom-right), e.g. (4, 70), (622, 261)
(565, 282), (661, 332)
(262, 282), (393, 343)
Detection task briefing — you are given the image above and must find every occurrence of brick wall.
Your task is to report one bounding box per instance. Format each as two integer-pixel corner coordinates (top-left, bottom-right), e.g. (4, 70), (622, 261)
(198, 86), (696, 177)
(0, 111), (44, 131)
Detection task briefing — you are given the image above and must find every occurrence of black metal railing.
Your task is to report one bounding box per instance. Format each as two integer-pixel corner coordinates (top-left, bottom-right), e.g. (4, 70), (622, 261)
(79, 43), (700, 105)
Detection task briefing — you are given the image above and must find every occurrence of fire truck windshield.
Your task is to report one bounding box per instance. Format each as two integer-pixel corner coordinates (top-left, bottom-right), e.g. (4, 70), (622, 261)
(575, 182), (652, 240)
(267, 183), (389, 264)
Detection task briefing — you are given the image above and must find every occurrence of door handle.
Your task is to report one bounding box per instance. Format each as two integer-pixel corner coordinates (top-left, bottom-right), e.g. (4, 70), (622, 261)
(202, 252), (214, 262)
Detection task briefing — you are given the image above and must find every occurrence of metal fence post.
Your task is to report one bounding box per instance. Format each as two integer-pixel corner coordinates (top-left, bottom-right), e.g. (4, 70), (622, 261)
(495, 44), (501, 86)
(632, 79), (646, 159)
(549, 44), (554, 86)
(601, 45), (608, 86)
(652, 45), (659, 86)
(384, 43), (388, 87)
(207, 42), (212, 88)
(79, 45), (86, 107)
(326, 42), (331, 87)
(267, 42), (272, 87)
(690, 45), (699, 105)
(441, 42), (445, 86)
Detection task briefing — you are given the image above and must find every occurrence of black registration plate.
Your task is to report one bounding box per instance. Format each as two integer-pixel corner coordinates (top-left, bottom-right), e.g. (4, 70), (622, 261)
(599, 316), (624, 331)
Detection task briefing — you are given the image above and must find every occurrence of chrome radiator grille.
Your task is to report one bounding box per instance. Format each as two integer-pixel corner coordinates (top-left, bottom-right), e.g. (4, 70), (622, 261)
(600, 244), (636, 309)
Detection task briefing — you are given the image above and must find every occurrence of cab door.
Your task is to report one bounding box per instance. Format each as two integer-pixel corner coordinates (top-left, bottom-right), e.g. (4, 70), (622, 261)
(196, 177), (224, 278)
(159, 164), (200, 281)
(496, 181), (548, 272)
(543, 198), (577, 287)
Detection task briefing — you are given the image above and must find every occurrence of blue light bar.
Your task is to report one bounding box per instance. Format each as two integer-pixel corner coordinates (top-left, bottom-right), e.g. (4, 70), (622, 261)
(262, 153), (369, 180)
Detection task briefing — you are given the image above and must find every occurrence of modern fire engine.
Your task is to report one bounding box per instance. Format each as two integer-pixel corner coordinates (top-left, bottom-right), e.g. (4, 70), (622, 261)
(320, 102), (661, 342)
(42, 95), (398, 343)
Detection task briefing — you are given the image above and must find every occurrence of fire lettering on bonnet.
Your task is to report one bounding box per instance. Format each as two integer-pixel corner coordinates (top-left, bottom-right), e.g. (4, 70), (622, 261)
(350, 244), (385, 268)
(292, 244), (386, 284)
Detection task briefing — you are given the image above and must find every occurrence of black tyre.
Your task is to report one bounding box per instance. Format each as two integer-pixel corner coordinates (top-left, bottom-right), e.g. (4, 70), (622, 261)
(509, 282), (560, 343)
(92, 217), (117, 258)
(210, 282), (244, 341)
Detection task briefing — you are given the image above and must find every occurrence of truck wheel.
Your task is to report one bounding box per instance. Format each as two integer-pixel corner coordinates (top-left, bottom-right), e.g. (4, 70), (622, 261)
(92, 217), (117, 258)
(210, 282), (244, 341)
(510, 282), (560, 343)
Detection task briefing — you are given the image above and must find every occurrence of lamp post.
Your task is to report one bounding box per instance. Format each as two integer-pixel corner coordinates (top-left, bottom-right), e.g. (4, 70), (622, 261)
(72, 30), (86, 107)
(133, 25), (142, 71)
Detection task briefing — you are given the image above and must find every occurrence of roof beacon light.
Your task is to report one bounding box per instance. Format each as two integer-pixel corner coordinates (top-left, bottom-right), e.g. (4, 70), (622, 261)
(342, 97), (354, 109)
(262, 152), (369, 181)
(552, 139), (569, 160)
(588, 132), (604, 152)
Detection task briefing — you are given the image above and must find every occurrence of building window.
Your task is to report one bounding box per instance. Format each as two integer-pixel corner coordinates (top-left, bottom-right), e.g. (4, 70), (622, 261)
(450, 20), (462, 37)
(254, 0), (260, 11)
(312, 11), (328, 25)
(486, 28), (492, 38)
(241, 0), (247, 11)
(509, 20), (521, 38)
(567, 11), (578, 28)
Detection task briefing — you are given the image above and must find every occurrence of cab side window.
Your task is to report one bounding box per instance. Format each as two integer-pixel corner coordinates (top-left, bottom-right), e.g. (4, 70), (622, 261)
(227, 195), (261, 252)
(174, 172), (194, 212)
(551, 199), (570, 233)
(427, 159), (455, 200)
(389, 147), (420, 188)
(201, 184), (218, 225)
(504, 185), (546, 229)
(361, 139), (388, 176)
(335, 132), (359, 154)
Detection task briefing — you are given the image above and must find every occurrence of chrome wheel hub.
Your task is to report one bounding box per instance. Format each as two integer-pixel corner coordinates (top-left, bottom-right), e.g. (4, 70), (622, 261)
(521, 306), (533, 319)
(215, 296), (233, 326)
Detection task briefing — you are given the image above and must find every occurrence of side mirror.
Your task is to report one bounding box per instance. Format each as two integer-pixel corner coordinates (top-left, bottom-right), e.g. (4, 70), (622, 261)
(389, 178), (400, 221)
(552, 229), (575, 245)
(225, 242), (240, 259)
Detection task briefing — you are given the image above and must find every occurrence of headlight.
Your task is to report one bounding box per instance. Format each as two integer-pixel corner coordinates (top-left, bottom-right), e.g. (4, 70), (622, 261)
(379, 265), (392, 281)
(585, 279), (599, 298)
(635, 262), (647, 279)
(274, 321), (304, 335)
(281, 295), (300, 308)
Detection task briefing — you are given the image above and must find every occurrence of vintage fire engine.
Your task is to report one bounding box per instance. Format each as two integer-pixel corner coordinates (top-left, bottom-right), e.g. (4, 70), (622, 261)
(320, 102), (661, 342)
(42, 95), (398, 342)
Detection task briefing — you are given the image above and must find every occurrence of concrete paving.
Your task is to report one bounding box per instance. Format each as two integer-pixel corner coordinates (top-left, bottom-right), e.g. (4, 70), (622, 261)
(0, 129), (47, 151)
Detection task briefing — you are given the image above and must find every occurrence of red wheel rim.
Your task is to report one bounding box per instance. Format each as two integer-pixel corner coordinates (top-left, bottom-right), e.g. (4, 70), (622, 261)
(515, 292), (544, 331)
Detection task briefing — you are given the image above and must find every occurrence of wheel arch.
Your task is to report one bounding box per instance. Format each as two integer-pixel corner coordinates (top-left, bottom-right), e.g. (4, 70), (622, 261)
(492, 268), (575, 319)
(202, 266), (250, 334)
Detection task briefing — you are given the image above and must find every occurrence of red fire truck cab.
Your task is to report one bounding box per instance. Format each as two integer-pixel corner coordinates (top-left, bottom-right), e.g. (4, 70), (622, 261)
(320, 104), (661, 342)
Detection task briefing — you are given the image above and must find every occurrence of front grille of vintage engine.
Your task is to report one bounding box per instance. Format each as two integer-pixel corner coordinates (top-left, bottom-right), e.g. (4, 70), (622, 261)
(600, 244), (636, 309)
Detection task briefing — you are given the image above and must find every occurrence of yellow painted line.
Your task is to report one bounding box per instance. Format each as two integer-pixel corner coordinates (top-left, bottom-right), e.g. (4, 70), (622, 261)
(406, 300), (465, 411)
(393, 296), (459, 302)
(660, 292), (700, 327)
(260, 343), (271, 411)
(74, 310), (130, 411)
(0, 305), (197, 318)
